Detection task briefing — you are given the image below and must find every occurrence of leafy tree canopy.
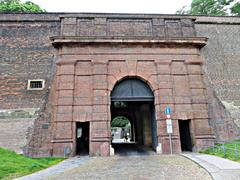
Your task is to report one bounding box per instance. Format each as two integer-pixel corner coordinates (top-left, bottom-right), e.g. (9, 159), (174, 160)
(111, 116), (131, 128)
(231, 1), (240, 15)
(177, 0), (240, 16)
(0, 0), (46, 12)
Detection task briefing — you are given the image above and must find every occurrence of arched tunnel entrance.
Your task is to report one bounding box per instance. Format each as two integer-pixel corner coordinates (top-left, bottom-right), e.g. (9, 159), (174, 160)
(111, 78), (157, 155)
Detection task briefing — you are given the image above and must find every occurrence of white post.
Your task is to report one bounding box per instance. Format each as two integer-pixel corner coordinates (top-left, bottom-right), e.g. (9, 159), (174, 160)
(169, 133), (173, 155)
(166, 119), (173, 155)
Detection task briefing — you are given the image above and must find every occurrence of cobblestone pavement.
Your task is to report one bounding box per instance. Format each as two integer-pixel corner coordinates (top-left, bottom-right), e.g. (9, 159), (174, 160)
(46, 155), (211, 180)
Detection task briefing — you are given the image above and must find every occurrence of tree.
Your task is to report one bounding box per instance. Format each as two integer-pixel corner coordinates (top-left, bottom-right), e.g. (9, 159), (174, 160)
(231, 1), (240, 15)
(0, 0), (46, 12)
(111, 116), (131, 128)
(177, 0), (240, 16)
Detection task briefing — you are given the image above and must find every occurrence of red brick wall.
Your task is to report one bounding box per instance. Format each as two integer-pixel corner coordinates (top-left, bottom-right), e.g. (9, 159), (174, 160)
(0, 14), (60, 156)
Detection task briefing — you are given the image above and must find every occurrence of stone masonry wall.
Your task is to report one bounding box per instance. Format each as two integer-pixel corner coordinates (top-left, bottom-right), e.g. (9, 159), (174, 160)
(195, 17), (240, 141)
(53, 41), (214, 156)
(60, 15), (195, 37)
(0, 13), (60, 155)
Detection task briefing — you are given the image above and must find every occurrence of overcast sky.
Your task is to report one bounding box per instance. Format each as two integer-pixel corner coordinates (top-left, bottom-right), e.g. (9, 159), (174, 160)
(23, 0), (192, 14)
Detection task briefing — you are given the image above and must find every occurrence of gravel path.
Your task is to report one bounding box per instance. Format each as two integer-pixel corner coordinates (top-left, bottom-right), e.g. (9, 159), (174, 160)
(46, 155), (211, 180)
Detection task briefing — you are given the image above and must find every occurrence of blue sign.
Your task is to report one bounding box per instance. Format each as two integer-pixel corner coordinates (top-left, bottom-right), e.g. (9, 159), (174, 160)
(164, 106), (171, 115)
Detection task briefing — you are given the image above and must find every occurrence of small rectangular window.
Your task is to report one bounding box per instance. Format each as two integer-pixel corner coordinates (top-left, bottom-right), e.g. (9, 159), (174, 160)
(27, 79), (45, 90)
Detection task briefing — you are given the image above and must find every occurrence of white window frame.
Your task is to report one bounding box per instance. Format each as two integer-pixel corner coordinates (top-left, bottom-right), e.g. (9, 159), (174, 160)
(27, 79), (45, 90)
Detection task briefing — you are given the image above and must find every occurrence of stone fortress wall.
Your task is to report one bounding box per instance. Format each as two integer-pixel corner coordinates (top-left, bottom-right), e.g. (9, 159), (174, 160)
(0, 13), (239, 156)
(0, 13), (60, 155)
(195, 16), (240, 141)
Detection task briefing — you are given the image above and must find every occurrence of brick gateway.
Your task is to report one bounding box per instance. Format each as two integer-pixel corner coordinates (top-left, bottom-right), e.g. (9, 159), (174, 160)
(50, 15), (215, 156)
(2, 13), (240, 157)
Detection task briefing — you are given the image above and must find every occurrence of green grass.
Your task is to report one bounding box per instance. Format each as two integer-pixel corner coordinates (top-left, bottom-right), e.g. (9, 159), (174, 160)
(200, 139), (240, 162)
(0, 147), (65, 179)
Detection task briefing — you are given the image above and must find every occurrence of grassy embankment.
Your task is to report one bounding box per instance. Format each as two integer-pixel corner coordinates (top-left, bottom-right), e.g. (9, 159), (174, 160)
(200, 139), (240, 162)
(0, 147), (64, 179)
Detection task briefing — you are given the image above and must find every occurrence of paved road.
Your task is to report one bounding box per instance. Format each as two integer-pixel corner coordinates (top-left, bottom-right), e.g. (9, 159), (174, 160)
(16, 156), (90, 180)
(183, 153), (240, 180)
(17, 154), (210, 180)
(46, 155), (211, 180)
(16, 151), (240, 180)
